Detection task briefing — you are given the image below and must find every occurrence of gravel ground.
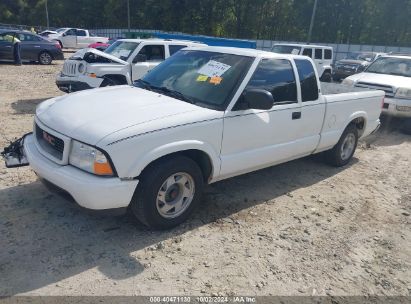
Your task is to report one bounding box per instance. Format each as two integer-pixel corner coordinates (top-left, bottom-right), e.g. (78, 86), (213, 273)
(0, 57), (410, 296)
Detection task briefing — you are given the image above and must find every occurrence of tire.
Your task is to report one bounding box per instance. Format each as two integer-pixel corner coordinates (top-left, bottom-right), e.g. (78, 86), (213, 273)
(325, 124), (358, 167)
(130, 156), (204, 229)
(100, 77), (121, 87)
(320, 71), (332, 82)
(38, 51), (53, 65)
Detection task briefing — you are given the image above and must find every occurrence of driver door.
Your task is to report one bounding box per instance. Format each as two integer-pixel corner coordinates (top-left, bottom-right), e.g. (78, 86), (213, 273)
(131, 44), (165, 81)
(220, 58), (303, 179)
(62, 29), (77, 48)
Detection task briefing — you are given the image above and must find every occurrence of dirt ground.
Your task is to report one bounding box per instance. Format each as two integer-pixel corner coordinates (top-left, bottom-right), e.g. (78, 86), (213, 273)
(0, 56), (410, 297)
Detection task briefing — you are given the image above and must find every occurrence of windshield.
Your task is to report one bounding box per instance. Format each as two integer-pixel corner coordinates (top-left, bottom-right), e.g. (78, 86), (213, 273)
(136, 50), (254, 110)
(104, 41), (139, 61)
(56, 28), (67, 33)
(347, 52), (375, 62)
(366, 57), (411, 77)
(271, 45), (301, 55)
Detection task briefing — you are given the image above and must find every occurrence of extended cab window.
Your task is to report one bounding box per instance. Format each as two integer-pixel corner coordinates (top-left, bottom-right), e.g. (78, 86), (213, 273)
(169, 45), (187, 56)
(138, 45), (165, 61)
(315, 49), (322, 59)
(245, 58), (297, 104)
(302, 48), (313, 58)
(295, 59), (319, 102)
(324, 49), (332, 60)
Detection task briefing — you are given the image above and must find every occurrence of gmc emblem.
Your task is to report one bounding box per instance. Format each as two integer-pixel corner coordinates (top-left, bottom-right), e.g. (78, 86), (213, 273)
(43, 131), (55, 146)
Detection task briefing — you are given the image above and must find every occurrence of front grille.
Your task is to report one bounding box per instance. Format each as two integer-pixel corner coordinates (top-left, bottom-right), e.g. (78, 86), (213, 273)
(62, 61), (77, 76)
(35, 124), (65, 160)
(355, 82), (395, 97)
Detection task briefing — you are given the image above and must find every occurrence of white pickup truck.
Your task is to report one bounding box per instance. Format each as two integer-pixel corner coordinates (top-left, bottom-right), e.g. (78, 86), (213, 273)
(56, 39), (206, 92)
(3, 47), (384, 229)
(47, 28), (109, 49)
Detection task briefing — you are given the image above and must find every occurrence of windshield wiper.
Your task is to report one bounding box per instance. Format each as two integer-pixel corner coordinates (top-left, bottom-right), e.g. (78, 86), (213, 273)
(151, 86), (196, 105)
(133, 79), (154, 91)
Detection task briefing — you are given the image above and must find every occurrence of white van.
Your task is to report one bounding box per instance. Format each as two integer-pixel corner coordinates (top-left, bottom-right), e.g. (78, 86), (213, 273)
(272, 44), (333, 82)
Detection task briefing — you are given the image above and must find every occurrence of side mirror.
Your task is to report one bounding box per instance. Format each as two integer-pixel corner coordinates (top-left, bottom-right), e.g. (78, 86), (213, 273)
(62, 32), (67, 37)
(235, 89), (274, 110)
(133, 54), (147, 63)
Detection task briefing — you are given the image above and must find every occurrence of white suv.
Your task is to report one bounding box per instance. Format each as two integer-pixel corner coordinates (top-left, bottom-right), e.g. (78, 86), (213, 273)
(343, 54), (411, 118)
(56, 39), (206, 92)
(272, 44), (333, 82)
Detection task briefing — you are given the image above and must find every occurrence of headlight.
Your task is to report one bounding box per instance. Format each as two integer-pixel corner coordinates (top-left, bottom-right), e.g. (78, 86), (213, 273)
(395, 87), (411, 99)
(342, 78), (355, 86)
(78, 63), (85, 74)
(69, 140), (114, 176)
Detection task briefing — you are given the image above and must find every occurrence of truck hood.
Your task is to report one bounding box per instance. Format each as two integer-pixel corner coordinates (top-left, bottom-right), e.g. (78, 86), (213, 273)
(70, 48), (128, 65)
(36, 86), (220, 146)
(337, 59), (369, 66)
(347, 72), (411, 89)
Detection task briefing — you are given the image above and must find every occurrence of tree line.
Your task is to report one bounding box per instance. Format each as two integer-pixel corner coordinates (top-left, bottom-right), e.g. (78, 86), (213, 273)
(1, 0), (411, 46)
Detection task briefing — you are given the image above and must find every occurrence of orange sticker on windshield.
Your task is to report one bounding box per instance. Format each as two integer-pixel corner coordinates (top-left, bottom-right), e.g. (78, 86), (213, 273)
(196, 75), (208, 82)
(209, 76), (222, 85)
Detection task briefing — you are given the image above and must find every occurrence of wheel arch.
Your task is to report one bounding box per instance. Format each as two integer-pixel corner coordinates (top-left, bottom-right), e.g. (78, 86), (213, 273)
(102, 74), (128, 85)
(344, 111), (367, 138)
(125, 141), (220, 183)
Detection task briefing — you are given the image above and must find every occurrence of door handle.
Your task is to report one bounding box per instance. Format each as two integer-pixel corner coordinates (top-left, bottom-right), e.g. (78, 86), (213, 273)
(292, 112), (301, 120)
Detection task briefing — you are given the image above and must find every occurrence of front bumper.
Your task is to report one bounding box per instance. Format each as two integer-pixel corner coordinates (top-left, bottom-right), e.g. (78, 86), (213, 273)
(23, 134), (138, 210)
(382, 97), (411, 118)
(56, 74), (103, 93)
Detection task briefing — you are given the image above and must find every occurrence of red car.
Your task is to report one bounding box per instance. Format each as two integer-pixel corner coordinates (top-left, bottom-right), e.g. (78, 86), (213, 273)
(87, 41), (110, 51)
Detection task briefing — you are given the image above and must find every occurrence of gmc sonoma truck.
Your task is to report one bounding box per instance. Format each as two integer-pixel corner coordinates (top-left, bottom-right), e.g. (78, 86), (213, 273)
(2, 47), (384, 229)
(56, 39), (206, 92)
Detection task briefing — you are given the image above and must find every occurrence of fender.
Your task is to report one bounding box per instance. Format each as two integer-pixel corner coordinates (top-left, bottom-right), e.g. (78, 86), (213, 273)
(342, 110), (368, 136)
(124, 140), (221, 180)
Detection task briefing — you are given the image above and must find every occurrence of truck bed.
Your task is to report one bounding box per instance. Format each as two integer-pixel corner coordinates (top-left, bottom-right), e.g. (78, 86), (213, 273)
(321, 82), (372, 95)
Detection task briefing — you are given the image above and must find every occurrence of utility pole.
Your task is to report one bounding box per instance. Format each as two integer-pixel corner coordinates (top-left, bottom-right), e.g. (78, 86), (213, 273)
(307, 0), (318, 43)
(45, 0), (50, 28)
(127, 0), (131, 32)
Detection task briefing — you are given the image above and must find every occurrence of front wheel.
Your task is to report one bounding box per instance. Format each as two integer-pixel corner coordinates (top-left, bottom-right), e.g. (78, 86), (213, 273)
(130, 156), (204, 229)
(325, 124), (358, 167)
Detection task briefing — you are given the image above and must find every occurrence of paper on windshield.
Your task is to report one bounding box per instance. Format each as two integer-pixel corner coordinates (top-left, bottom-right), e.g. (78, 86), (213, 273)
(198, 60), (231, 77)
(291, 49), (300, 55)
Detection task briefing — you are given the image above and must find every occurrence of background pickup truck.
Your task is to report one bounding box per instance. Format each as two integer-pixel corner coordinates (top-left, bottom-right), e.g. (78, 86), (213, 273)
(13, 47), (384, 229)
(48, 28), (109, 49)
(55, 39), (206, 92)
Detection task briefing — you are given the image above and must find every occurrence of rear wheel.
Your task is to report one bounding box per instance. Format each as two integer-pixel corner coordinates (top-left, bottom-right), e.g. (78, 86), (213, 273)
(38, 51), (53, 65)
(325, 124), (358, 167)
(320, 71), (332, 82)
(130, 156), (204, 229)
